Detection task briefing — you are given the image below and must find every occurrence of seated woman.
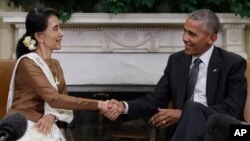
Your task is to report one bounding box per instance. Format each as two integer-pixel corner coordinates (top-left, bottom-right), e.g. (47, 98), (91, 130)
(6, 7), (117, 141)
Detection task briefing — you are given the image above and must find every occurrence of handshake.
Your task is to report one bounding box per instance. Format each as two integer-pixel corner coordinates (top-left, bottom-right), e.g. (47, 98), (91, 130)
(97, 99), (125, 121)
(97, 99), (182, 128)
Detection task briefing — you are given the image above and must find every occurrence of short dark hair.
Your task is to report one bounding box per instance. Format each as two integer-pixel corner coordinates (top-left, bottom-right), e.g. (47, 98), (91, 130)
(16, 7), (60, 59)
(188, 9), (220, 35)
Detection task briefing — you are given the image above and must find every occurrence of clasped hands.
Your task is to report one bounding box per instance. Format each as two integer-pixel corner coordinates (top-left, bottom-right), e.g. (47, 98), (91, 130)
(36, 100), (183, 135)
(98, 99), (125, 121)
(98, 99), (182, 128)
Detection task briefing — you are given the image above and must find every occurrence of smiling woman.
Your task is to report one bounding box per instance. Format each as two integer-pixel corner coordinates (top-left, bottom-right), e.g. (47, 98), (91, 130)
(5, 7), (114, 141)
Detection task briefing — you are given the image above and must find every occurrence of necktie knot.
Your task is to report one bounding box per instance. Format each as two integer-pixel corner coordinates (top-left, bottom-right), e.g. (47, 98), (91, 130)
(193, 58), (202, 66)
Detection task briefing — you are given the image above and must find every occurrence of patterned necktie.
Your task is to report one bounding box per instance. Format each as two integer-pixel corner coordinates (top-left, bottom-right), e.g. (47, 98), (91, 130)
(187, 58), (202, 100)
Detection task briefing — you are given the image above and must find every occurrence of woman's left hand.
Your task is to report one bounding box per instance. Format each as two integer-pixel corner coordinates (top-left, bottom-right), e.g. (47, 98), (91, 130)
(150, 108), (182, 128)
(34, 114), (56, 135)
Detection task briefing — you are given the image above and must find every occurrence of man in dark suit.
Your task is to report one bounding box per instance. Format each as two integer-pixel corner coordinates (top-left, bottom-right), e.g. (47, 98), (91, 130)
(100, 9), (247, 141)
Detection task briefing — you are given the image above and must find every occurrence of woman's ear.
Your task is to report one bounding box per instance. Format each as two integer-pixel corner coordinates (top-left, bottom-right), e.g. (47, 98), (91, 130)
(34, 32), (43, 43)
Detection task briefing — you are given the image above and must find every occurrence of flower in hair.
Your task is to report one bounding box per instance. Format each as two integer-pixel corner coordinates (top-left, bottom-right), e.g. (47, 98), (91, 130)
(23, 36), (37, 50)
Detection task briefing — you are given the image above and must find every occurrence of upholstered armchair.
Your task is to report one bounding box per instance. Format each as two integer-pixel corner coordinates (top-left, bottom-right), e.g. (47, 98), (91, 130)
(0, 59), (15, 118)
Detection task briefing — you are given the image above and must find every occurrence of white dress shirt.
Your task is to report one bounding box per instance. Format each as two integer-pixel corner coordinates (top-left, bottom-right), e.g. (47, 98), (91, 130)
(191, 45), (214, 106)
(123, 45), (215, 113)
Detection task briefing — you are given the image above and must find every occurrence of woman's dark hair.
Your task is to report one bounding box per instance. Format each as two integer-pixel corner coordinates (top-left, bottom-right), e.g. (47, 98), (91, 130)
(16, 7), (60, 59)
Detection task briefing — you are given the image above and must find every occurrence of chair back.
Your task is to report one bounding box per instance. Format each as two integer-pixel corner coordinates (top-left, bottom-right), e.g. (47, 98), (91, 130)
(244, 61), (250, 122)
(0, 59), (15, 118)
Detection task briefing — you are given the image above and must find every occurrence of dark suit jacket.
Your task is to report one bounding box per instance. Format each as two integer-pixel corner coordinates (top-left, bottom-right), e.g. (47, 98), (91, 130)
(127, 47), (247, 120)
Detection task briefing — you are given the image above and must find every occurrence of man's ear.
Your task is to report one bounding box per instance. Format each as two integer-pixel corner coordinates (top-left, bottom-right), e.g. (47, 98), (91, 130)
(34, 32), (43, 43)
(208, 34), (217, 45)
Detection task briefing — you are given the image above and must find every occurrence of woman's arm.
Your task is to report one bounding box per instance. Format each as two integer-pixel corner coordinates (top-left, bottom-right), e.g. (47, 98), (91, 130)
(18, 58), (99, 110)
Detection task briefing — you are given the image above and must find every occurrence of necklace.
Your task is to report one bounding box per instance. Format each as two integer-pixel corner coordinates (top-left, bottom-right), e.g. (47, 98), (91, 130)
(50, 59), (60, 85)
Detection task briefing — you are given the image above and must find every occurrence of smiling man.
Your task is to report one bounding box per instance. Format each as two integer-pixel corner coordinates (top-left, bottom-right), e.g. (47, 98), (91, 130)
(101, 9), (247, 141)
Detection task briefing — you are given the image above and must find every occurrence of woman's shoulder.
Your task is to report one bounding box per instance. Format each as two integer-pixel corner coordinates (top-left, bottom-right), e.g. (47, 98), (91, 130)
(19, 57), (36, 66)
(51, 58), (60, 65)
(15, 57), (41, 76)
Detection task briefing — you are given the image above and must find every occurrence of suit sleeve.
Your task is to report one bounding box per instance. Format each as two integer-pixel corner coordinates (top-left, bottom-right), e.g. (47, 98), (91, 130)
(18, 58), (99, 110)
(126, 56), (173, 119)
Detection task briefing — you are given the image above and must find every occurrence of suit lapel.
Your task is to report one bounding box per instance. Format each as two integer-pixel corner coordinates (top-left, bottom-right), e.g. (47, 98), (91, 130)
(176, 55), (192, 108)
(206, 47), (221, 106)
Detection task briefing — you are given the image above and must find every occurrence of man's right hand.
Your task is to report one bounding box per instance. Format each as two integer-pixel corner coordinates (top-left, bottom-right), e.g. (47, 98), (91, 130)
(99, 99), (125, 121)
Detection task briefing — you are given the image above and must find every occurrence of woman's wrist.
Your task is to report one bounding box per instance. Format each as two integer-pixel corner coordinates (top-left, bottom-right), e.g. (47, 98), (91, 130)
(97, 101), (103, 109)
(44, 114), (58, 123)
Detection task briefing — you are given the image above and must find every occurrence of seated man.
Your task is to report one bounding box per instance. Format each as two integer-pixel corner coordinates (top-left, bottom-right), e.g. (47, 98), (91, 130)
(102, 9), (247, 141)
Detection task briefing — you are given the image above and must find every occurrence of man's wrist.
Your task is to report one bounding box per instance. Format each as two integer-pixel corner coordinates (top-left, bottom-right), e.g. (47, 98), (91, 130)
(121, 101), (129, 114)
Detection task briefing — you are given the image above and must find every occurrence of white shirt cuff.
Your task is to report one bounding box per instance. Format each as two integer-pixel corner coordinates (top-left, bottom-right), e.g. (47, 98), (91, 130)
(122, 101), (129, 114)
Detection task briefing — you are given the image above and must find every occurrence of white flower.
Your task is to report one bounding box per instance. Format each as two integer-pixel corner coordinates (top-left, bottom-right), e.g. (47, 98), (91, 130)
(23, 36), (37, 50)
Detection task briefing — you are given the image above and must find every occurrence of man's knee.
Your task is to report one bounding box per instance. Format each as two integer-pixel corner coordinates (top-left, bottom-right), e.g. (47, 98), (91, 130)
(182, 101), (207, 114)
(184, 100), (204, 109)
(181, 101), (213, 120)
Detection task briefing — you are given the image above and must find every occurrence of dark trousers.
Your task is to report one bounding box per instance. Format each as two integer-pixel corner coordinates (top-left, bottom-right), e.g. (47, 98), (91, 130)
(170, 101), (215, 141)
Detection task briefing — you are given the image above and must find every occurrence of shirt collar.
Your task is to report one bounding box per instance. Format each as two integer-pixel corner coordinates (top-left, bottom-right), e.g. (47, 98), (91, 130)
(192, 45), (214, 67)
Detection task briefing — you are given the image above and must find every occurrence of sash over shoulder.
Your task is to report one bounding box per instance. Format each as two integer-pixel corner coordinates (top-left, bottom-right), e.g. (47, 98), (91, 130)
(7, 52), (73, 123)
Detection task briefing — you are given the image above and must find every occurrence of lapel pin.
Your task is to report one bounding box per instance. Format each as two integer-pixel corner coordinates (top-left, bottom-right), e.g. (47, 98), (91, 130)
(213, 69), (217, 72)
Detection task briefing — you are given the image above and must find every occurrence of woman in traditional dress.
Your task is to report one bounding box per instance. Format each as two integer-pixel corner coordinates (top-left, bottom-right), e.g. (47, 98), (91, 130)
(6, 7), (117, 141)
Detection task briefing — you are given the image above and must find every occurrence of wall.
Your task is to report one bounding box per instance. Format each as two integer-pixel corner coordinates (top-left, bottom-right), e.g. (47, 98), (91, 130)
(246, 26), (250, 57)
(0, 1), (21, 59)
(1, 13), (250, 85)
